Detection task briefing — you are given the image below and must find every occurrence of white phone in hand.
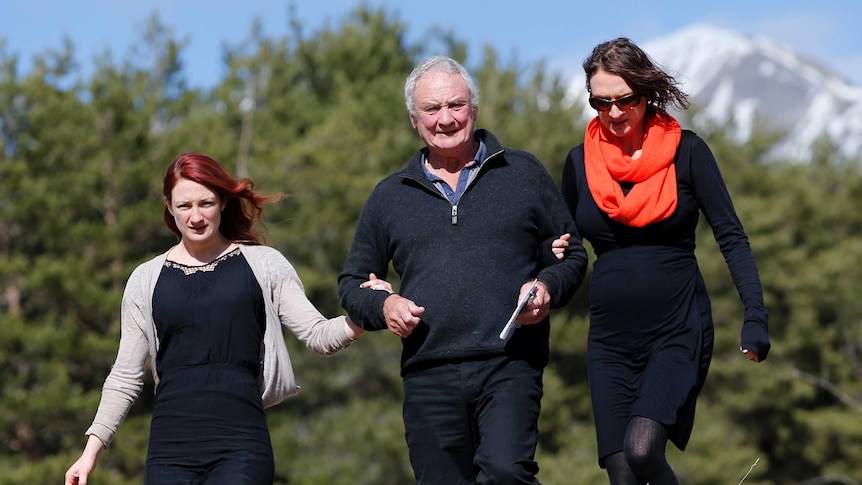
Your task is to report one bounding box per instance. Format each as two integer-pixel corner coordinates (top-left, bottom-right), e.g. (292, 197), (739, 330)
(499, 279), (538, 341)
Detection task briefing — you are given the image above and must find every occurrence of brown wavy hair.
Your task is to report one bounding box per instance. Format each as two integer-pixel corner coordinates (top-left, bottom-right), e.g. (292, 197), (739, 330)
(162, 153), (284, 244)
(582, 37), (690, 113)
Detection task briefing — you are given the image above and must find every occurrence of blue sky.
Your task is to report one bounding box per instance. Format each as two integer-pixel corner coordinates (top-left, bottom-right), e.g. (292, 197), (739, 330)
(2, 0), (861, 88)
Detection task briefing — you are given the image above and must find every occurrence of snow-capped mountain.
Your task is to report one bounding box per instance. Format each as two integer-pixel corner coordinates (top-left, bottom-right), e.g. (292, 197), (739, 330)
(567, 24), (862, 161)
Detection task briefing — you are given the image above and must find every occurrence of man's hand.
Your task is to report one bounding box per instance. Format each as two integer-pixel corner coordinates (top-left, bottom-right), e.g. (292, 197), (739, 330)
(383, 294), (425, 338)
(515, 280), (550, 325)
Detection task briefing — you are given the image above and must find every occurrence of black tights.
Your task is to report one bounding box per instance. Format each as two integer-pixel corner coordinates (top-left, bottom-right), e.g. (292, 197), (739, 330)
(605, 416), (680, 485)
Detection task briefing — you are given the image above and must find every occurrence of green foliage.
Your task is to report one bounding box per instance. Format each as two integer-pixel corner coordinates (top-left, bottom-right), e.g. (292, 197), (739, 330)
(1, 4), (861, 484)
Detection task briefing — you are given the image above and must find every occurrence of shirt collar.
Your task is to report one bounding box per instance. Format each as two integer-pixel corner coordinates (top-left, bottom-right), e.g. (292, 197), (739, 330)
(422, 138), (487, 178)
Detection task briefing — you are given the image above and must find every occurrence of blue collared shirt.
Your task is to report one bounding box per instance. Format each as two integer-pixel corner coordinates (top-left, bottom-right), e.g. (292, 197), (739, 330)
(423, 139), (487, 205)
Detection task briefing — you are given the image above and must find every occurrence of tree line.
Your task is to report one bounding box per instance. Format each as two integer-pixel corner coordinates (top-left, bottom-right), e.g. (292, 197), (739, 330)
(1, 6), (861, 484)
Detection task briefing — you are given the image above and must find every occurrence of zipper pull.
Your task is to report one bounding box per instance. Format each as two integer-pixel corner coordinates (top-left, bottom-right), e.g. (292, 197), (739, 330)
(451, 205), (458, 225)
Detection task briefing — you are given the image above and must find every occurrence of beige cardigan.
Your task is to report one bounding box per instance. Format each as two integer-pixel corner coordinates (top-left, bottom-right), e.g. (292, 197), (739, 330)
(85, 244), (354, 446)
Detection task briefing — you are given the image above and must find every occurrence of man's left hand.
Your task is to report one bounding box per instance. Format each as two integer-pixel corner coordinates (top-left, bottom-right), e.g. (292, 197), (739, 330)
(515, 280), (550, 325)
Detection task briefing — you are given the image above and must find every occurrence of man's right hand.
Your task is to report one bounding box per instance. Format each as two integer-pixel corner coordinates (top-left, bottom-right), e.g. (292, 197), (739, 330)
(383, 294), (425, 338)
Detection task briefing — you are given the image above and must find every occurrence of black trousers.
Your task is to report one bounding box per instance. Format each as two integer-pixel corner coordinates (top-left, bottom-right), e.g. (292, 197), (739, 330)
(402, 355), (544, 485)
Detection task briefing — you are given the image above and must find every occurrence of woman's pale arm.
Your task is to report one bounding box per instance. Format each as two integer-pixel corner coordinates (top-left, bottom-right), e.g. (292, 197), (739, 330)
(64, 434), (107, 485)
(344, 316), (366, 341)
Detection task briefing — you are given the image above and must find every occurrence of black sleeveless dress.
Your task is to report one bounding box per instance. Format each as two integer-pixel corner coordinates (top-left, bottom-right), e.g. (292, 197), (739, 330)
(144, 248), (274, 484)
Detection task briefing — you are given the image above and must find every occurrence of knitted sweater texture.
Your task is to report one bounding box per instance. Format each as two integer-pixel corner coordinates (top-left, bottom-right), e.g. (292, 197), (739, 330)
(86, 244), (353, 446)
(339, 129), (587, 374)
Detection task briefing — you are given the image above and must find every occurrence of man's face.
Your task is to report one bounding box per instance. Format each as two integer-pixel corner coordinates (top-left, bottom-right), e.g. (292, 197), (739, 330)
(410, 70), (477, 158)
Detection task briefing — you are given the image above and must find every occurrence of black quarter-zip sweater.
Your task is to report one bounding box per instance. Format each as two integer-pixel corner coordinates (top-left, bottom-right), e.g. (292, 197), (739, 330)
(338, 129), (588, 375)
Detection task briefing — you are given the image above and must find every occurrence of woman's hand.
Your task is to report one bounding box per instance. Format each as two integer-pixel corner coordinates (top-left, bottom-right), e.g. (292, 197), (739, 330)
(740, 321), (770, 363)
(359, 273), (393, 293)
(741, 349), (760, 363)
(551, 233), (571, 260)
(65, 435), (106, 484)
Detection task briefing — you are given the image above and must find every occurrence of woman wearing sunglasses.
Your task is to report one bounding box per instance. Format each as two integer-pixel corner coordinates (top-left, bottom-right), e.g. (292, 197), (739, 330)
(553, 37), (771, 484)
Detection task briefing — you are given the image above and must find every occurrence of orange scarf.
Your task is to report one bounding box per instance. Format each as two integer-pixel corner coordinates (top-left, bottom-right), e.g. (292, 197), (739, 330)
(583, 112), (682, 227)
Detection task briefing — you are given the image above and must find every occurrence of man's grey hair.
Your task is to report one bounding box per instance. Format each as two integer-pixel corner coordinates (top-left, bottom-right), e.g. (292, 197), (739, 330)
(404, 55), (479, 118)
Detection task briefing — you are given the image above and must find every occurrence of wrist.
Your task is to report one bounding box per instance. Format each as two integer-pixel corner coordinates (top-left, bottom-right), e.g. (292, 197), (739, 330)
(345, 316), (364, 340)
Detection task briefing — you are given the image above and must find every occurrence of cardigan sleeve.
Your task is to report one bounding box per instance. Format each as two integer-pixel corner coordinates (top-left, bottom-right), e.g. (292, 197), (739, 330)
(261, 246), (354, 355)
(84, 264), (152, 447)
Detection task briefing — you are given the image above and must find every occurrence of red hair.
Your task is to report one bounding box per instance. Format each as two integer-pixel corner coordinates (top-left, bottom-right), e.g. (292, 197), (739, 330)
(162, 153), (283, 244)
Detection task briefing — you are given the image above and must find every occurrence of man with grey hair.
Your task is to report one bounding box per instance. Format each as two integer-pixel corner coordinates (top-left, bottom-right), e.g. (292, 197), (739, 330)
(339, 55), (587, 484)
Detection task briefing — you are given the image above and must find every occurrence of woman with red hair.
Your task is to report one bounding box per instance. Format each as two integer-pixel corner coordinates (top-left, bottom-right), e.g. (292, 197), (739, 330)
(66, 153), (370, 484)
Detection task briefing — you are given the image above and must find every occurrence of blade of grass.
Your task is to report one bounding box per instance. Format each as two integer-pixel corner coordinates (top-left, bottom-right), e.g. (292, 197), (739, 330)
(738, 457), (760, 485)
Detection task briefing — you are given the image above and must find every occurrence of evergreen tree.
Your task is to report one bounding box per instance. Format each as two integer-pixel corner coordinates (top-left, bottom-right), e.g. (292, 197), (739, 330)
(1, 5), (861, 484)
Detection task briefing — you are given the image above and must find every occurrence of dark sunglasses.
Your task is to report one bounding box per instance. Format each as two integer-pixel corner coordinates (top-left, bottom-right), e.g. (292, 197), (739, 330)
(588, 93), (642, 112)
